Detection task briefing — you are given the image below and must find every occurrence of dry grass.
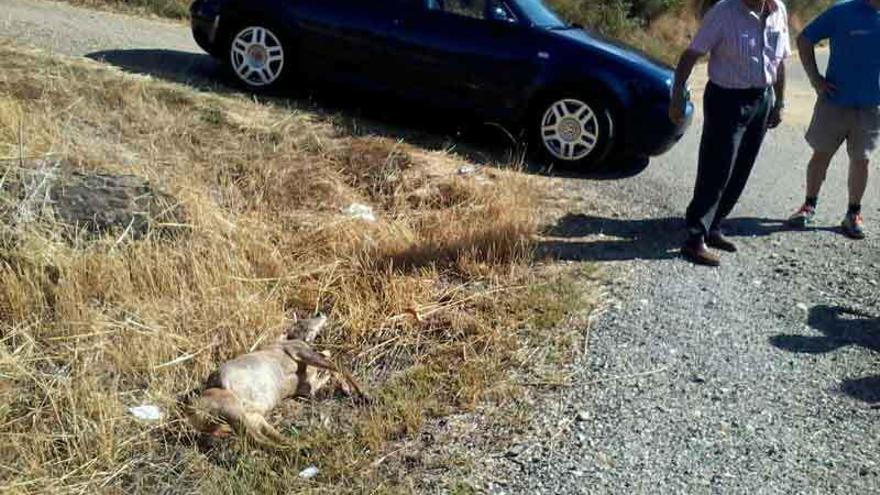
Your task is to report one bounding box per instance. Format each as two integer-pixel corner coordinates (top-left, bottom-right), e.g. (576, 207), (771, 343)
(0, 43), (596, 493)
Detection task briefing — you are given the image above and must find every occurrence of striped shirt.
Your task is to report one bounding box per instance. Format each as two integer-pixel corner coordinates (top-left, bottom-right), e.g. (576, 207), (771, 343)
(690, 0), (792, 89)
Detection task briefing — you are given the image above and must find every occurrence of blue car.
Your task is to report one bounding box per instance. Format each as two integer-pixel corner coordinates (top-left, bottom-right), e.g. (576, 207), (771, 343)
(191, 0), (693, 169)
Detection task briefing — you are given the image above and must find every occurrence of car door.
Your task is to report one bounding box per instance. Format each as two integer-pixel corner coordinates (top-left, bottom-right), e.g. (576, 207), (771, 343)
(386, 0), (539, 116)
(293, 0), (406, 87)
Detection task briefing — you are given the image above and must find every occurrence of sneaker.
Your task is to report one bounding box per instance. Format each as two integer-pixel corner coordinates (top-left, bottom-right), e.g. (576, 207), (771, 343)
(841, 212), (866, 240)
(788, 204), (816, 227)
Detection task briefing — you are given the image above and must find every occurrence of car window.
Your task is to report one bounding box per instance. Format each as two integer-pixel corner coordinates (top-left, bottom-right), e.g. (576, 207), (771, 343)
(510, 0), (565, 28)
(390, 0), (425, 8)
(427, 0), (516, 22)
(432, 0), (488, 19)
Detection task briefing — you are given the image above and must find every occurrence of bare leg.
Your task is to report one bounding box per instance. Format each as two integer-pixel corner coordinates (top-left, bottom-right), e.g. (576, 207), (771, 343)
(848, 158), (869, 206)
(806, 151), (835, 198)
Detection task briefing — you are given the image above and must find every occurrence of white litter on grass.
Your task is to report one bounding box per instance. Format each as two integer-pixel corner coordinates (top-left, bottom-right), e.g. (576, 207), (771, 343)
(457, 165), (478, 176)
(129, 405), (163, 421)
(343, 203), (376, 222)
(298, 466), (320, 479)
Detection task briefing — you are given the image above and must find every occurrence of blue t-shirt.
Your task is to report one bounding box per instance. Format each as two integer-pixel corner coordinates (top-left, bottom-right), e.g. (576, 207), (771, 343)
(801, 0), (880, 107)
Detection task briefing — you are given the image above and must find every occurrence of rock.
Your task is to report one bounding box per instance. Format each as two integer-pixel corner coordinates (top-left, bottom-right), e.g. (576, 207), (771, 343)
(51, 172), (181, 238)
(796, 303), (809, 312)
(576, 411), (590, 422)
(1, 158), (183, 240)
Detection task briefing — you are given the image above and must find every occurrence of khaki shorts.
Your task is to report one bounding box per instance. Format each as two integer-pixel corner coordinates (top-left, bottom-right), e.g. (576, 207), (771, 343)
(805, 98), (880, 161)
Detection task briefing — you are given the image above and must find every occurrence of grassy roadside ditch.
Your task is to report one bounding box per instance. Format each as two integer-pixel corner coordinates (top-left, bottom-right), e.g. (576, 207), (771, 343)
(0, 42), (599, 492)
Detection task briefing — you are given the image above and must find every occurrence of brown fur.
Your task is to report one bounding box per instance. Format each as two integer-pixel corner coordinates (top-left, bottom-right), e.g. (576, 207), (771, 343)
(185, 315), (368, 447)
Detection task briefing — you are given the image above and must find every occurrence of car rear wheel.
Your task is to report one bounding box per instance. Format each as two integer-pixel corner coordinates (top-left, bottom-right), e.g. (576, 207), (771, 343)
(532, 95), (614, 169)
(225, 23), (290, 92)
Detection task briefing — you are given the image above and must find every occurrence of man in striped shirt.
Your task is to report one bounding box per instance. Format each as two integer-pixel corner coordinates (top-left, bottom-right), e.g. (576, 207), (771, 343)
(669, 0), (791, 266)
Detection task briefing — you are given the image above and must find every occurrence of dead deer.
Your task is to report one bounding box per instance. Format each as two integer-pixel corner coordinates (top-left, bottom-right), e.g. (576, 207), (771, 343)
(185, 314), (367, 447)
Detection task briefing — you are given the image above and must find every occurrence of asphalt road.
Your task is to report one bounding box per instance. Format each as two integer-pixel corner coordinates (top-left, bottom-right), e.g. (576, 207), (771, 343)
(2, 0), (877, 493)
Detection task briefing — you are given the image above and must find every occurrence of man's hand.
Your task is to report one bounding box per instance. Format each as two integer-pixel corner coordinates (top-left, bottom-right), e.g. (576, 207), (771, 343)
(669, 91), (687, 126)
(669, 49), (702, 126)
(767, 103), (784, 129)
(810, 76), (837, 97)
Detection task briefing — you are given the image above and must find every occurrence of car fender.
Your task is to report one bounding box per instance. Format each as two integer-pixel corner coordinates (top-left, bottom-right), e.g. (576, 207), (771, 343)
(524, 68), (633, 134)
(216, 0), (303, 43)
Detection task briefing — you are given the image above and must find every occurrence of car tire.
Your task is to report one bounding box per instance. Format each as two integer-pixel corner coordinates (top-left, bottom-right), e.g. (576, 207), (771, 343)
(223, 21), (292, 93)
(531, 94), (615, 170)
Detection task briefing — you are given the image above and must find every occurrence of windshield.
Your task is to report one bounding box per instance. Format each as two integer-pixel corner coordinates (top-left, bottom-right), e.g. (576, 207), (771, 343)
(511, 0), (568, 28)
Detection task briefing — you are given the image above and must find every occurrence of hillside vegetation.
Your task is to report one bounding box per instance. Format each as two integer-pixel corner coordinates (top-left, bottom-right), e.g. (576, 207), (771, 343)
(0, 42), (595, 492)
(68, 0), (835, 62)
(548, 0), (834, 62)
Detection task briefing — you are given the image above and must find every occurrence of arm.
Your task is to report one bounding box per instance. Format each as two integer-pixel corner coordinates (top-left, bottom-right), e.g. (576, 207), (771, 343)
(797, 33), (835, 95)
(774, 59), (785, 107)
(767, 60), (786, 129)
(669, 49), (703, 125)
(798, 5), (838, 96)
(669, 5), (721, 125)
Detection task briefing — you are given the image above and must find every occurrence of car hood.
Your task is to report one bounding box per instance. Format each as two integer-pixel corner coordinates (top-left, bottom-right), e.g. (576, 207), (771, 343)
(549, 27), (673, 80)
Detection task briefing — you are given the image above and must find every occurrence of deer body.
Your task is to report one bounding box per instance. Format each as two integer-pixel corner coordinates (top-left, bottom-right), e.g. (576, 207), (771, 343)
(186, 315), (365, 447)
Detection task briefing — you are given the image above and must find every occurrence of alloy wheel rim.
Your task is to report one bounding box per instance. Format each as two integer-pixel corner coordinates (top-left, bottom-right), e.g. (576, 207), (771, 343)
(230, 26), (284, 87)
(540, 99), (600, 161)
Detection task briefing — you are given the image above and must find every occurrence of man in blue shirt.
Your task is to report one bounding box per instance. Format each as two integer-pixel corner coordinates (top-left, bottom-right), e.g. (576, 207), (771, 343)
(788, 0), (880, 239)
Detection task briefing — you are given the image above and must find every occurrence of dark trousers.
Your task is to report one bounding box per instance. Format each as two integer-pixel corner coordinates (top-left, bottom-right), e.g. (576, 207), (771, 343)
(686, 81), (772, 238)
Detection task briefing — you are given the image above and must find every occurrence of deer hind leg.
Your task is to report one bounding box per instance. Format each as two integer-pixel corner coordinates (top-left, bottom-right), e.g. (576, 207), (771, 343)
(240, 412), (291, 449)
(186, 387), (244, 436)
(187, 388), (289, 448)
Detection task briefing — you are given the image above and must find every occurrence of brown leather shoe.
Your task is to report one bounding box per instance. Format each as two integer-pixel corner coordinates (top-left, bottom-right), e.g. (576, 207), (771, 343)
(706, 233), (737, 253)
(681, 239), (721, 267)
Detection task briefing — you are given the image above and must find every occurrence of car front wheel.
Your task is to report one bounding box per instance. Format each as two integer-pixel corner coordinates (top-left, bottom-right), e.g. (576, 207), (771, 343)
(225, 24), (290, 92)
(532, 96), (614, 170)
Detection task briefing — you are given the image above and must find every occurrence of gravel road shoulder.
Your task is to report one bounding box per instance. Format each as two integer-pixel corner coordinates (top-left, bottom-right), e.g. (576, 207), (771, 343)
(466, 92), (880, 494)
